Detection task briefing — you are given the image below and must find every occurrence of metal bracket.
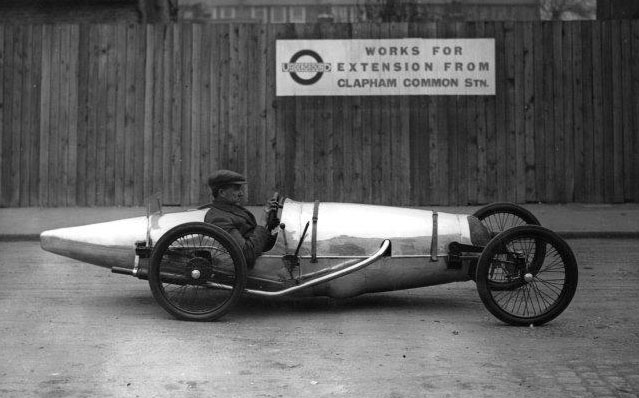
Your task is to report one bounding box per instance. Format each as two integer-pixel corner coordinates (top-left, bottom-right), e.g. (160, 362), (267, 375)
(311, 200), (319, 263)
(430, 211), (438, 261)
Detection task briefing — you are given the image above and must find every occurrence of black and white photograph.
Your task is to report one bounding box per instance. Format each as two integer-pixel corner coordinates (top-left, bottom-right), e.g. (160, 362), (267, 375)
(1, 0), (638, 396)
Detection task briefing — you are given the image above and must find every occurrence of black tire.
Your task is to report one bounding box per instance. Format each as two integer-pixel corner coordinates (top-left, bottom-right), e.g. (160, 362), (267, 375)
(476, 225), (578, 326)
(148, 222), (247, 321)
(473, 202), (540, 236)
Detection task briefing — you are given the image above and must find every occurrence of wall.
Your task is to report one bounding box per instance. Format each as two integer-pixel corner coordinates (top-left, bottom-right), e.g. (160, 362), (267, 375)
(1, 22), (638, 207)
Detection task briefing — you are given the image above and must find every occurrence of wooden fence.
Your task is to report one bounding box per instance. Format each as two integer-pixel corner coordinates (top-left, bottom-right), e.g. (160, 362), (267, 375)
(1, 21), (638, 207)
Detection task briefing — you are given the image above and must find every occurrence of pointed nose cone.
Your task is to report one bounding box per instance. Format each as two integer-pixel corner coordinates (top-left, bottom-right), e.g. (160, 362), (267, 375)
(40, 216), (149, 269)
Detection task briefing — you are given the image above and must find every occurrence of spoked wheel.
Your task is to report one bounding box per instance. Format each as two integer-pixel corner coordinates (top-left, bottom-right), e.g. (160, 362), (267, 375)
(473, 202), (540, 236)
(476, 225), (578, 326)
(148, 222), (247, 321)
(473, 203), (544, 288)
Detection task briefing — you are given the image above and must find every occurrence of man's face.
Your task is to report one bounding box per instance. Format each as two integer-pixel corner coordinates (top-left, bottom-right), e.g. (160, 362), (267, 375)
(218, 184), (245, 205)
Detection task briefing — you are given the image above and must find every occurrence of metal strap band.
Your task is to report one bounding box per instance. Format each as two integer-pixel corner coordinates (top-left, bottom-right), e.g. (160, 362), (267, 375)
(311, 200), (319, 263)
(430, 211), (438, 262)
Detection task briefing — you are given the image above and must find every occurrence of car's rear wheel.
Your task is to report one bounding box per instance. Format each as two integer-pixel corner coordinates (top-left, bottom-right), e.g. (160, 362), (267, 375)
(476, 225), (578, 326)
(473, 203), (544, 288)
(148, 222), (247, 321)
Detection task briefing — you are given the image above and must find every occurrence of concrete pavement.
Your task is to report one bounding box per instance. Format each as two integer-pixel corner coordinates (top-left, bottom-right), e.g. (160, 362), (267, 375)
(1, 202), (639, 241)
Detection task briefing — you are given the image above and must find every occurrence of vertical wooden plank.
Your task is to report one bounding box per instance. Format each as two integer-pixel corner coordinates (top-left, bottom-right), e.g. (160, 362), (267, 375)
(441, 22), (456, 205)
(38, 26), (51, 206)
(55, 25), (66, 206)
(303, 26), (318, 202)
(552, 21), (565, 203)
(591, 21), (604, 202)
(19, 26), (32, 207)
(227, 24), (245, 182)
(326, 24), (350, 202)
(290, 26), (304, 200)
(353, 23), (369, 204)
(66, 25), (79, 206)
(86, 25), (99, 206)
(522, 21), (536, 202)
(143, 25), (154, 202)
(279, 26), (297, 199)
(632, 21), (639, 201)
(409, 22), (429, 205)
(532, 21), (545, 202)
(152, 25), (166, 201)
(327, 24), (340, 202)
(255, 24), (271, 200)
(292, 91), (305, 201)
(134, 24), (146, 205)
(10, 25), (24, 207)
(463, 22), (478, 205)
(475, 21), (488, 204)
(512, 22), (525, 203)
(178, 24), (192, 205)
(485, 21), (499, 202)
(232, 23), (249, 202)
(161, 24), (173, 204)
(29, 25), (42, 206)
(494, 21), (507, 202)
(209, 24), (222, 191)
(76, 24), (90, 207)
(571, 22), (585, 202)
(188, 24), (200, 204)
(113, 24), (127, 206)
(0, 25), (4, 206)
(391, 22), (410, 205)
(245, 23), (260, 203)
(601, 20), (614, 202)
(324, 25), (336, 202)
(316, 23), (334, 202)
(239, 24), (249, 194)
(452, 22), (467, 205)
(95, 25), (108, 206)
(49, 25), (62, 206)
(375, 23), (390, 205)
(610, 20), (624, 203)
(217, 24), (228, 172)
(580, 21), (595, 203)
(620, 20), (633, 201)
(542, 22), (555, 202)
(105, 25), (117, 206)
(58, 25), (70, 207)
(123, 24), (136, 206)
(170, 24), (183, 204)
(264, 24), (279, 196)
(562, 22), (574, 202)
(264, 23), (280, 202)
(429, 22), (450, 205)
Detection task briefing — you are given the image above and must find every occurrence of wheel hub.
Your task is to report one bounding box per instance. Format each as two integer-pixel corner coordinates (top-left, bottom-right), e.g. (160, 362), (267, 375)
(185, 257), (213, 285)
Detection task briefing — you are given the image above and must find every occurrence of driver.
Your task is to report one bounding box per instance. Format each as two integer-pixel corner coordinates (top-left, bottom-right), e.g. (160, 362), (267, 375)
(203, 170), (279, 268)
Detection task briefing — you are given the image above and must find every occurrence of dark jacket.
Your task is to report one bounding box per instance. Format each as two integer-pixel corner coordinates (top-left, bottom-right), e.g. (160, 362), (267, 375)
(203, 201), (274, 267)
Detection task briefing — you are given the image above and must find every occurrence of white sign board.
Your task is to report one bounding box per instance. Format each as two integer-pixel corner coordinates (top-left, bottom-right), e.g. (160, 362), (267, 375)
(276, 39), (495, 96)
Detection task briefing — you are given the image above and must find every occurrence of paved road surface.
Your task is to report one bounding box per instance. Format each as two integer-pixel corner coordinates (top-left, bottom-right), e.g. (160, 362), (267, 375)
(1, 239), (638, 397)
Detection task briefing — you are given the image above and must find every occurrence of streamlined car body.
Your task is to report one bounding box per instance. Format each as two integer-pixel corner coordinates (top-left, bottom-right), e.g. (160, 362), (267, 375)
(40, 198), (578, 326)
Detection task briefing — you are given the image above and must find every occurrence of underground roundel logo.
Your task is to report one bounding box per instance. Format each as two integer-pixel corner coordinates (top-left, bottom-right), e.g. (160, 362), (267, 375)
(282, 49), (332, 85)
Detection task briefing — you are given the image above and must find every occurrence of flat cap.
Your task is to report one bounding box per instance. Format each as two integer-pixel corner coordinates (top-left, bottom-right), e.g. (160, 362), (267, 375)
(208, 169), (247, 188)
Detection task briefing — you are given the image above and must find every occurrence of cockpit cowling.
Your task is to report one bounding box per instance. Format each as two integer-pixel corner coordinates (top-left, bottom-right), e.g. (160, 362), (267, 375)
(268, 199), (485, 259)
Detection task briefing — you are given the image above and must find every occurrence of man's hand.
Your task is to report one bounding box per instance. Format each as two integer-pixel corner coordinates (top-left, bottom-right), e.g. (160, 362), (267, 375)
(262, 194), (281, 230)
